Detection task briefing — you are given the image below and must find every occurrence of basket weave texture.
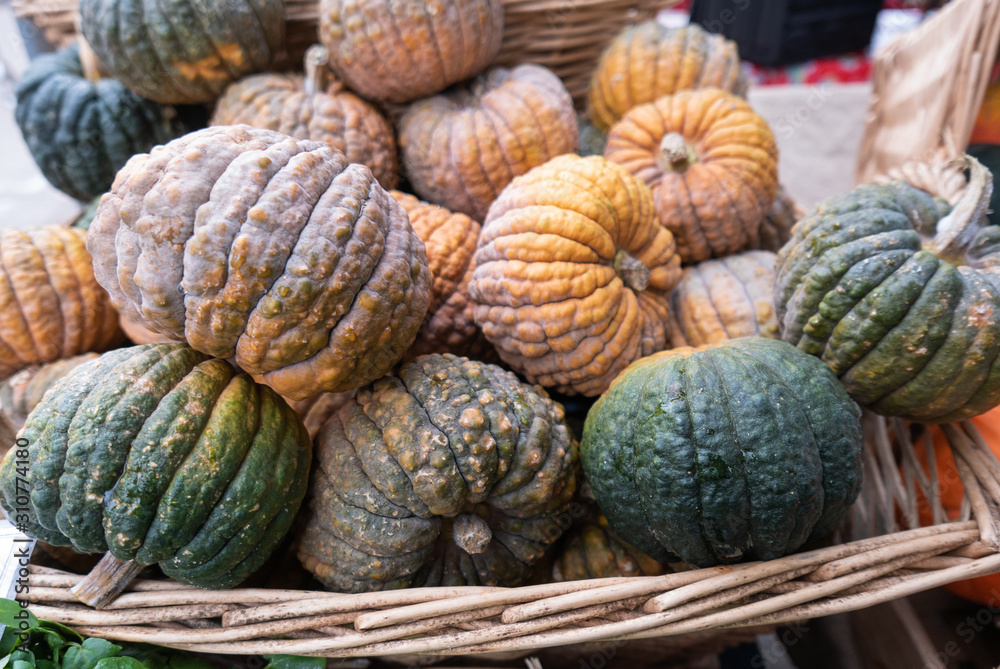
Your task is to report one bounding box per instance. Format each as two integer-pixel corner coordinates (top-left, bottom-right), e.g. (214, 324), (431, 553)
(12, 0), (677, 105)
(19, 411), (1000, 659)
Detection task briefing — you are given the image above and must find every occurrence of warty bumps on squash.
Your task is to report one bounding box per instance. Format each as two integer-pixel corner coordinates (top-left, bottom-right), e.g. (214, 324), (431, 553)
(468, 154), (682, 396)
(775, 156), (1000, 422)
(581, 337), (864, 568)
(79, 0), (285, 104)
(298, 353), (578, 592)
(0, 226), (122, 381)
(87, 125), (431, 400)
(0, 344), (312, 607)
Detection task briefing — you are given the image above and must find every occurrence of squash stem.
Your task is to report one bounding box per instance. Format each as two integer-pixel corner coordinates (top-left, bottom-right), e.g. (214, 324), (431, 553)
(658, 132), (696, 172)
(453, 514), (492, 555)
(70, 552), (145, 609)
(613, 249), (650, 292)
(77, 36), (103, 83)
(304, 44), (330, 98)
(925, 155), (993, 264)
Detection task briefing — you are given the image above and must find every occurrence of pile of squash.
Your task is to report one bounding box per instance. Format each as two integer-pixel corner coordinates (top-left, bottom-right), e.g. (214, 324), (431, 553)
(4, 0), (997, 610)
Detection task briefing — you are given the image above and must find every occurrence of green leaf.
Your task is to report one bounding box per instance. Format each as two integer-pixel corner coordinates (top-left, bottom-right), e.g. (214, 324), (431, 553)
(38, 620), (83, 644)
(35, 662), (57, 669)
(0, 599), (37, 631)
(94, 659), (147, 669)
(12, 661), (34, 669)
(262, 655), (326, 669)
(62, 637), (123, 669)
(0, 626), (23, 657)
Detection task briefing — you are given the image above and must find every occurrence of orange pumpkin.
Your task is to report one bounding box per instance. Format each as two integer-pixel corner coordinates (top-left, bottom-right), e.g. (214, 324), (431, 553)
(468, 154), (682, 396)
(588, 22), (747, 133)
(399, 63), (579, 221)
(604, 88), (779, 264)
(915, 406), (1000, 604)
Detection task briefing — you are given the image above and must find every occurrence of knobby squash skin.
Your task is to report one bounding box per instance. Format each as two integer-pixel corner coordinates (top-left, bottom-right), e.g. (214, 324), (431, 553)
(0, 353), (99, 430)
(0, 226), (122, 381)
(0, 344), (312, 590)
(15, 45), (185, 201)
(588, 22), (747, 133)
(390, 192), (494, 361)
(212, 70), (399, 188)
(775, 159), (1000, 422)
(87, 125), (431, 401)
(581, 338), (864, 567)
(298, 353), (578, 592)
(80, 0), (285, 104)
(468, 154), (683, 397)
(669, 250), (779, 347)
(399, 64), (579, 221)
(605, 88), (779, 264)
(319, 0), (504, 104)
(552, 515), (666, 582)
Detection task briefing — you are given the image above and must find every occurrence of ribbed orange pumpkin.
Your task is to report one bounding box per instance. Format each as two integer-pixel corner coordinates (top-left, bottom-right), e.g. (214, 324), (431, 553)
(669, 250), (779, 348)
(605, 88), (779, 264)
(399, 63), (579, 221)
(211, 47), (398, 188)
(319, 0), (504, 104)
(468, 154), (682, 396)
(0, 226), (122, 380)
(588, 22), (747, 133)
(390, 192), (493, 361)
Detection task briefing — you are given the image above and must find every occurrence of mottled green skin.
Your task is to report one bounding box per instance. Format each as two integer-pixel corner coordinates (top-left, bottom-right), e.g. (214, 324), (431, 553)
(14, 45), (182, 201)
(775, 181), (1000, 422)
(581, 338), (863, 568)
(298, 353), (578, 592)
(80, 0), (285, 105)
(0, 344), (311, 589)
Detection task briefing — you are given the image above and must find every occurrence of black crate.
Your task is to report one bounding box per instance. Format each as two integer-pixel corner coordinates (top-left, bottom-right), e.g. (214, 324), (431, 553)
(690, 0), (883, 67)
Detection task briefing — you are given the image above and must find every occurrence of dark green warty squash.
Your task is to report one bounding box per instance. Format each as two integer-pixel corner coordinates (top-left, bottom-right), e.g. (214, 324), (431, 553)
(14, 44), (185, 201)
(0, 344), (311, 606)
(775, 156), (1000, 422)
(298, 353), (578, 592)
(80, 0), (285, 104)
(581, 337), (864, 568)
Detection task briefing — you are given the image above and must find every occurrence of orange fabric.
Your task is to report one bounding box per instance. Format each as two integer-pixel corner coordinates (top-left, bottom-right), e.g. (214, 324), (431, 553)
(970, 81), (1000, 146)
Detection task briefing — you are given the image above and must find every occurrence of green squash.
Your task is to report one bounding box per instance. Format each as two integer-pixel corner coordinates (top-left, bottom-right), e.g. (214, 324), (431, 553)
(14, 45), (185, 201)
(775, 156), (1000, 422)
(80, 0), (285, 104)
(298, 353), (578, 592)
(581, 337), (863, 568)
(0, 344), (311, 606)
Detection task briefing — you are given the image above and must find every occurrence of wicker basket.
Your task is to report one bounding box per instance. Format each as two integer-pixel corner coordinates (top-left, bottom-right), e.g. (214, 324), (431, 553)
(18, 410), (1000, 660)
(11, 0), (677, 106)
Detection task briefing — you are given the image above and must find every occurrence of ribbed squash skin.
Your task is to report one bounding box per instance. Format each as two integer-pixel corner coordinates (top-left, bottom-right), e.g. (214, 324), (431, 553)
(15, 45), (182, 201)
(552, 518), (666, 582)
(0, 353), (99, 430)
(285, 390), (355, 440)
(87, 126), (431, 400)
(581, 338), (864, 567)
(212, 74), (398, 188)
(298, 354), (578, 592)
(605, 88), (779, 264)
(0, 344), (312, 589)
(319, 0), (504, 104)
(399, 64), (579, 221)
(588, 22), (747, 133)
(775, 180), (1000, 422)
(80, 0), (285, 104)
(670, 251), (779, 347)
(0, 226), (122, 381)
(391, 192), (493, 361)
(748, 186), (800, 253)
(468, 155), (682, 396)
